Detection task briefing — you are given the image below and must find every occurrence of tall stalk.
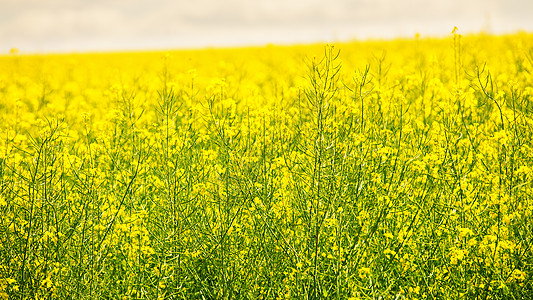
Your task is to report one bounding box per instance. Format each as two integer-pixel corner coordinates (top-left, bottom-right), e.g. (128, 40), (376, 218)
(304, 45), (341, 298)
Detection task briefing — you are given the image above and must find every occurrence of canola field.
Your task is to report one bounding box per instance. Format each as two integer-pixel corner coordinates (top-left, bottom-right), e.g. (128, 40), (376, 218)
(1, 32), (533, 299)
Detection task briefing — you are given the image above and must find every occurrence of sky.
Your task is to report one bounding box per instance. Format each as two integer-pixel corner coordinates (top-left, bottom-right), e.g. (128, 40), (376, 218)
(1, 0), (533, 54)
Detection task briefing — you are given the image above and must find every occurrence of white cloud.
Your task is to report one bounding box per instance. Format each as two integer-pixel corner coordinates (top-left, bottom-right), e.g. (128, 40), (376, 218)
(1, 0), (532, 53)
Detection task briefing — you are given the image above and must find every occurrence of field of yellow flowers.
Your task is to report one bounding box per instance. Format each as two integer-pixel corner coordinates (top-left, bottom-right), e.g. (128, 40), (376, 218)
(1, 32), (532, 299)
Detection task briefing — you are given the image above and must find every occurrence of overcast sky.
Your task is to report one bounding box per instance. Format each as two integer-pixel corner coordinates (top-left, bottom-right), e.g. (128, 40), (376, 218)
(2, 0), (533, 53)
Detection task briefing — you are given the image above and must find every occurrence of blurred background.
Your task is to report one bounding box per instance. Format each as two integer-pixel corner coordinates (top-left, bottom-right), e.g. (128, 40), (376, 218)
(2, 0), (533, 53)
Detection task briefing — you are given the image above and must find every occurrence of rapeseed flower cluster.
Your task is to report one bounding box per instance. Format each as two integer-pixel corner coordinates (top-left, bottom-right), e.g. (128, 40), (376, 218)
(0, 32), (532, 298)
